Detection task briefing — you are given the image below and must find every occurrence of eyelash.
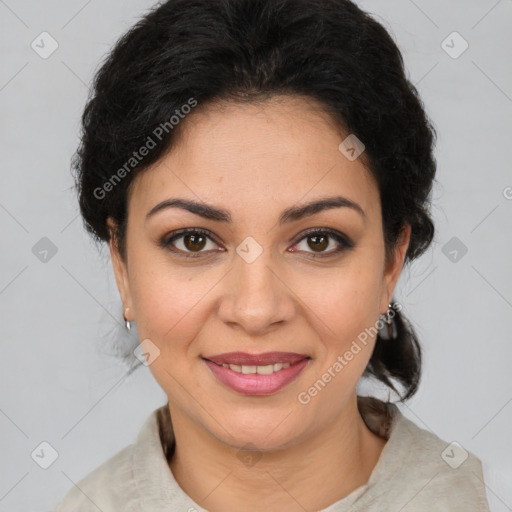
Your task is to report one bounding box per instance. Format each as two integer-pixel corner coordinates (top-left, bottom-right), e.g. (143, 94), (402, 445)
(159, 227), (354, 259)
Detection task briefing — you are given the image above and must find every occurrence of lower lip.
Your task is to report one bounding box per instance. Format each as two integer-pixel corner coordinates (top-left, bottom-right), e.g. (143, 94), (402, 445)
(204, 358), (310, 395)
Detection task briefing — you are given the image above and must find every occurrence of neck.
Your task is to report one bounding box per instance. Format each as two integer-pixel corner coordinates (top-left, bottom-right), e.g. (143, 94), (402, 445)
(166, 395), (387, 512)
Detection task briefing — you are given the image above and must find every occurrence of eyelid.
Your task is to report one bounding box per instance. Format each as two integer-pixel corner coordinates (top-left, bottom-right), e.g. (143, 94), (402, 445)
(159, 228), (223, 257)
(160, 227), (353, 257)
(293, 226), (352, 244)
(290, 227), (354, 256)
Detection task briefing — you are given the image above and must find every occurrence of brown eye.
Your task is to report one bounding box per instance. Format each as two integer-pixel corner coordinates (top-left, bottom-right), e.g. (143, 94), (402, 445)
(307, 234), (329, 252)
(183, 233), (207, 252)
(292, 229), (353, 257)
(161, 228), (221, 257)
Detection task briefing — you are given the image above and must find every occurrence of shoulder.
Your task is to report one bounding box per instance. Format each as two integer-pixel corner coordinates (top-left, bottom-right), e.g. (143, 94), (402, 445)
(51, 408), (162, 512)
(356, 397), (490, 511)
(370, 402), (490, 510)
(52, 443), (138, 512)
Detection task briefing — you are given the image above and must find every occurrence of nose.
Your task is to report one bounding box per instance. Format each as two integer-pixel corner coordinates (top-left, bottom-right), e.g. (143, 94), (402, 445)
(217, 248), (296, 335)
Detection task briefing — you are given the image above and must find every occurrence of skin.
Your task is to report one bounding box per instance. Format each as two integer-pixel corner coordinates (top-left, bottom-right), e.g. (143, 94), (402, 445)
(108, 95), (410, 512)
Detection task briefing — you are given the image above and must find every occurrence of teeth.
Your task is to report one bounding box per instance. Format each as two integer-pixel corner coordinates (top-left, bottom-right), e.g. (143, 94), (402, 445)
(257, 364), (274, 375)
(223, 362), (292, 374)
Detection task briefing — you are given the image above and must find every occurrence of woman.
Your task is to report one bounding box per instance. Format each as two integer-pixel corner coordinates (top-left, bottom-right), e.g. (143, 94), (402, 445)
(53, 0), (490, 510)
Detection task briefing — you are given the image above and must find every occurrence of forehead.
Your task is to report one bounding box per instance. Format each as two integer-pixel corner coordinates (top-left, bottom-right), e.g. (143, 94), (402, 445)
(128, 95), (379, 219)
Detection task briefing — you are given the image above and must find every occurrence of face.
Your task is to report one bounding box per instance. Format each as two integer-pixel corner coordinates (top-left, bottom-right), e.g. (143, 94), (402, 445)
(108, 95), (410, 451)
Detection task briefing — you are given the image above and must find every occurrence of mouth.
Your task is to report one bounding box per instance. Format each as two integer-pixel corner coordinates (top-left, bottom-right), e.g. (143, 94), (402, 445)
(202, 352), (311, 395)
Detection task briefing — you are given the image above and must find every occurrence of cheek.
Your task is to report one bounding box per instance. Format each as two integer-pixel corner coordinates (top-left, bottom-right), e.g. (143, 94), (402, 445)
(292, 265), (383, 416)
(128, 265), (216, 400)
(290, 259), (384, 406)
(128, 260), (216, 351)
(294, 256), (383, 339)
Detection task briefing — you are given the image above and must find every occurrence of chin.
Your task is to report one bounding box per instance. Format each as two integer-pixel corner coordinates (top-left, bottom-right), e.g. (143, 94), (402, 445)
(209, 409), (309, 452)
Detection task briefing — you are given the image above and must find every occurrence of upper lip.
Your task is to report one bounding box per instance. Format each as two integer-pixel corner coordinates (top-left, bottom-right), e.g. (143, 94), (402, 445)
(204, 352), (310, 366)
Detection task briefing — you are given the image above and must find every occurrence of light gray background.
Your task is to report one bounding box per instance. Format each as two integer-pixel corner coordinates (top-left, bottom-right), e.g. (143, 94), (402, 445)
(1, 0), (511, 510)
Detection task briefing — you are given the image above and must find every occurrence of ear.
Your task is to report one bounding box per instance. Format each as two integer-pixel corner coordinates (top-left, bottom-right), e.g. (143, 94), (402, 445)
(107, 217), (133, 321)
(379, 223), (411, 313)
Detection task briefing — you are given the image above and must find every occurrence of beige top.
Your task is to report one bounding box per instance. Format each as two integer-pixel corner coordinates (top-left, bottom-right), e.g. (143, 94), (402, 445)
(52, 397), (490, 511)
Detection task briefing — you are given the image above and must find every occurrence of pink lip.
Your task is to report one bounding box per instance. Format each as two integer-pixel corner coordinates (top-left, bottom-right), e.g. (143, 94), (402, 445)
(205, 351), (308, 366)
(203, 354), (310, 396)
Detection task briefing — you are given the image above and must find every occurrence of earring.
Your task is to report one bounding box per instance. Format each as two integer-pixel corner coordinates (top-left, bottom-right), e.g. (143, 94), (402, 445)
(123, 306), (132, 332)
(378, 303), (398, 340)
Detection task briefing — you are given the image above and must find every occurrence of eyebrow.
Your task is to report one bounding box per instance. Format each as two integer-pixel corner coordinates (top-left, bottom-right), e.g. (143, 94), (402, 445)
(145, 195), (366, 224)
